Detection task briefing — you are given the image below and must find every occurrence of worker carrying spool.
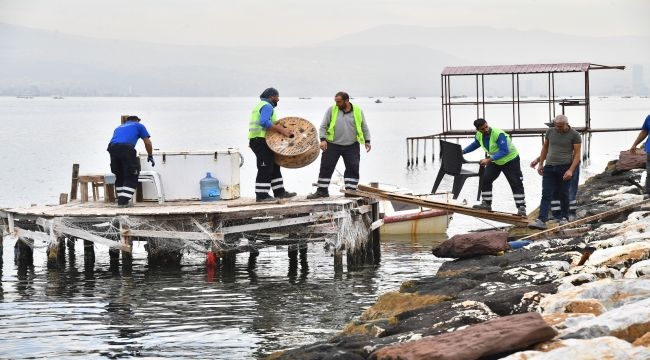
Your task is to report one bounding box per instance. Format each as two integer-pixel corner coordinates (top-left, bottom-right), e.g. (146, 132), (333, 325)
(248, 87), (297, 202)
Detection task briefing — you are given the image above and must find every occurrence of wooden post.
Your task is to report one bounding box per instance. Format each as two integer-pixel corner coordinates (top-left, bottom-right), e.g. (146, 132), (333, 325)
(288, 245), (298, 277)
(70, 164), (79, 201)
(14, 239), (34, 266)
(146, 239), (182, 267)
(334, 250), (343, 273)
(371, 200), (381, 265)
(109, 248), (120, 271)
(47, 237), (65, 268)
(65, 237), (75, 264)
(120, 218), (133, 269)
(299, 244), (308, 271)
(83, 240), (95, 269)
(59, 193), (68, 205)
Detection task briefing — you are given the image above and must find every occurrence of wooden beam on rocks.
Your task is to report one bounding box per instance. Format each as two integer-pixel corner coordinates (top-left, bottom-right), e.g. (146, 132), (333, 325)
(348, 185), (529, 227)
(519, 198), (650, 241)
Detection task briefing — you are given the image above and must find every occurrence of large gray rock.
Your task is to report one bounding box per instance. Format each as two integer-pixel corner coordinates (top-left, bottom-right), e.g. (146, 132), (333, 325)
(432, 230), (509, 259)
(368, 312), (557, 360)
(501, 336), (650, 360)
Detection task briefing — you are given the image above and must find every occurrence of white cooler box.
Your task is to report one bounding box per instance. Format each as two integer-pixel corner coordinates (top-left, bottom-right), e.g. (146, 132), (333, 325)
(139, 149), (242, 200)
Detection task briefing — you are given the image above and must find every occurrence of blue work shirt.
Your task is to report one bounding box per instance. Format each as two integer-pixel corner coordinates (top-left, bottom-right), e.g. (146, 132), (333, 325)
(258, 99), (275, 130)
(643, 114), (650, 152)
(109, 121), (151, 147)
(462, 130), (510, 161)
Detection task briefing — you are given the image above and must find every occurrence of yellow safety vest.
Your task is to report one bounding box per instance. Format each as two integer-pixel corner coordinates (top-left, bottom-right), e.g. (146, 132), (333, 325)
(326, 105), (365, 144)
(475, 127), (518, 165)
(248, 101), (277, 139)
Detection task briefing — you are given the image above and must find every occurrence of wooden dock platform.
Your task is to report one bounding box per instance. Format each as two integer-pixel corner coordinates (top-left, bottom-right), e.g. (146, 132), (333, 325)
(0, 195), (381, 273)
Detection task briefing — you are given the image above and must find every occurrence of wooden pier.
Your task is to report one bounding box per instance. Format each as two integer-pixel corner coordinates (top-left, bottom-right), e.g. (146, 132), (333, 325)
(0, 195), (381, 273)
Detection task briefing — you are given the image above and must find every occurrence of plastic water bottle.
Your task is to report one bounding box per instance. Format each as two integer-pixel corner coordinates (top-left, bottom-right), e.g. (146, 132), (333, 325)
(200, 172), (220, 201)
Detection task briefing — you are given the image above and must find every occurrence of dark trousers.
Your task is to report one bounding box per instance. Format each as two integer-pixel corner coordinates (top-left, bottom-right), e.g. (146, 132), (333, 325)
(539, 164), (571, 222)
(551, 164), (580, 218)
(316, 142), (360, 192)
(480, 156), (526, 208)
(646, 153), (650, 194)
(249, 138), (287, 199)
(108, 144), (140, 205)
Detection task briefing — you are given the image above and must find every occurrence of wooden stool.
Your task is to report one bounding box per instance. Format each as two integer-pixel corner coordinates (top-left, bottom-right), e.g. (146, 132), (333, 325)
(78, 175), (105, 203)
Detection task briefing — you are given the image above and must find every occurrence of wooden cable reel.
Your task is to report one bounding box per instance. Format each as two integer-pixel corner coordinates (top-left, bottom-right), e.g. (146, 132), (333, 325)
(266, 117), (320, 168)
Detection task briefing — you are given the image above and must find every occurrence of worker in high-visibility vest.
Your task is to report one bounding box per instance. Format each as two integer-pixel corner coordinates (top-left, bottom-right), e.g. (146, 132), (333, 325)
(463, 118), (526, 216)
(248, 87), (296, 202)
(307, 91), (371, 199)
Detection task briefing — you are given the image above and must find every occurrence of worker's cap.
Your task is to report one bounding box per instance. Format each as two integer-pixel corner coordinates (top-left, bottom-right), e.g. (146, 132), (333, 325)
(126, 115), (141, 122)
(260, 87), (279, 98)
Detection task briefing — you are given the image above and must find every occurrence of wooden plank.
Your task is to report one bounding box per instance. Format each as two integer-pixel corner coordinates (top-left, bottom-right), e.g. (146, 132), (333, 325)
(350, 185), (529, 226)
(36, 218), (130, 252)
(218, 210), (349, 234)
(70, 164), (79, 201)
(519, 198), (650, 241)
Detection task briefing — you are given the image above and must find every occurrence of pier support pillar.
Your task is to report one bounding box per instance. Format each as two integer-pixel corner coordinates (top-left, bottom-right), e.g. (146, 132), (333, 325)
(109, 248), (120, 272)
(47, 237), (66, 269)
(14, 239), (34, 266)
(334, 250), (343, 274)
(370, 200), (381, 265)
(120, 219), (133, 271)
(66, 237), (76, 265)
(299, 244), (308, 272)
(146, 239), (182, 268)
(83, 240), (95, 269)
(288, 245), (298, 277)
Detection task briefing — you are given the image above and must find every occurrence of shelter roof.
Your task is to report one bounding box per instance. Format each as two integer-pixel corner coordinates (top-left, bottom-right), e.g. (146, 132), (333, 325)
(441, 63), (624, 76)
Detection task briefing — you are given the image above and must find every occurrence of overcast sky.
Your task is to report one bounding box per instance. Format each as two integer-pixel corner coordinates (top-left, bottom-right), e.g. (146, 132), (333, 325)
(1, 0), (649, 47)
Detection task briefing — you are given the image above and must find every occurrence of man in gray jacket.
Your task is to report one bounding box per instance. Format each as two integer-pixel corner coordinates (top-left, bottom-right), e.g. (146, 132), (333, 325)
(307, 91), (371, 198)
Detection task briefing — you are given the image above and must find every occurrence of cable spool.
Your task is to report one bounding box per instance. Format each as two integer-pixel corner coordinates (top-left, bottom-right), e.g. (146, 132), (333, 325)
(266, 117), (320, 168)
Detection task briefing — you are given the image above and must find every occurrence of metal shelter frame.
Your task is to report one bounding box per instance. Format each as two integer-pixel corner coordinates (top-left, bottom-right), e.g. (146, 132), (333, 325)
(440, 62), (625, 136)
(405, 62), (634, 167)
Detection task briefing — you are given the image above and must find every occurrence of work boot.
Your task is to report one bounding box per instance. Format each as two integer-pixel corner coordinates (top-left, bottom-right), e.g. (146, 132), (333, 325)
(517, 206), (527, 217)
(306, 190), (329, 199)
(558, 217), (569, 225)
(256, 194), (276, 203)
(528, 218), (547, 230)
(275, 191), (297, 199)
(472, 201), (491, 211)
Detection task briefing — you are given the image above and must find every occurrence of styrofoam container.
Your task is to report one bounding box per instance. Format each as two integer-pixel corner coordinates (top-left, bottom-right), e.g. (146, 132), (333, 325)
(139, 149), (241, 200)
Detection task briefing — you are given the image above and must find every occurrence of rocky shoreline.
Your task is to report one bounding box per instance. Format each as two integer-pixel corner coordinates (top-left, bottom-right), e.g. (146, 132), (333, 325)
(269, 163), (650, 360)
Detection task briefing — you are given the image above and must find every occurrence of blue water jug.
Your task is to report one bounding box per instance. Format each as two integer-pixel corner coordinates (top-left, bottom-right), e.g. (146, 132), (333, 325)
(200, 172), (220, 201)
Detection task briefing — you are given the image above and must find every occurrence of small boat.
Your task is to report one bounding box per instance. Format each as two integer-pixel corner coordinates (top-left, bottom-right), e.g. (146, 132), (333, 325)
(374, 99), (382, 103)
(380, 200), (451, 235)
(374, 184), (452, 235)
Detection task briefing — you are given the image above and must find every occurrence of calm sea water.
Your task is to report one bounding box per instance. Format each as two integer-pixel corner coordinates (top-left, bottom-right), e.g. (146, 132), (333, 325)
(0, 96), (648, 359)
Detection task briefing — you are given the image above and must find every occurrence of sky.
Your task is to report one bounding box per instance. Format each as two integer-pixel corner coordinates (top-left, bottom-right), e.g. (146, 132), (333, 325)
(0, 0), (649, 47)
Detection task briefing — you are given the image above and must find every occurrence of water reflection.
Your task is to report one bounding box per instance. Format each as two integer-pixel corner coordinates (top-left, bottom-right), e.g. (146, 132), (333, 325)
(0, 233), (448, 359)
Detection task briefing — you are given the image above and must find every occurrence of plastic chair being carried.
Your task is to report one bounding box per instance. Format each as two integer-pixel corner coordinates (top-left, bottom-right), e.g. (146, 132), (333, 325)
(431, 140), (483, 200)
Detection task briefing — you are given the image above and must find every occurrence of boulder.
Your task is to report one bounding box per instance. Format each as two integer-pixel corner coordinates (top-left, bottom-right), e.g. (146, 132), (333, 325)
(500, 337), (650, 360)
(615, 149), (647, 171)
(369, 312), (557, 360)
(432, 230), (509, 259)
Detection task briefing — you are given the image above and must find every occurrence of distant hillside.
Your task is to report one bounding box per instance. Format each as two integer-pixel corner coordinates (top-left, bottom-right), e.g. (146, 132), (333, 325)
(0, 23), (647, 96)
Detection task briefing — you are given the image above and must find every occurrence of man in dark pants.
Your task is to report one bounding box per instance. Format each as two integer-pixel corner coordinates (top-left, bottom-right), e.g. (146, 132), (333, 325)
(529, 114), (582, 229)
(107, 115), (154, 207)
(463, 118), (527, 216)
(307, 91), (371, 199)
(248, 87), (296, 202)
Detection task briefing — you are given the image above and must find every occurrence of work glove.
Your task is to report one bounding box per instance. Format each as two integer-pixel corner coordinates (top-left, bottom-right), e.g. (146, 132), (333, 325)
(147, 155), (155, 167)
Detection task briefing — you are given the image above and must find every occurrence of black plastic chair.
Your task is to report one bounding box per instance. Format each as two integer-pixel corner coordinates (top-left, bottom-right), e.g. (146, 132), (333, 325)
(431, 140), (483, 200)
